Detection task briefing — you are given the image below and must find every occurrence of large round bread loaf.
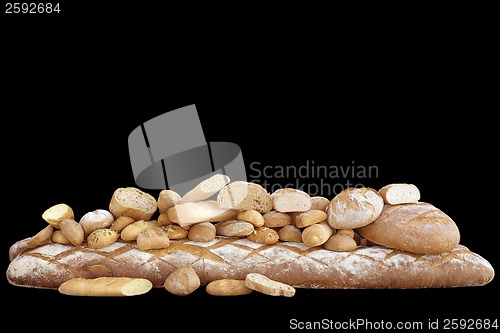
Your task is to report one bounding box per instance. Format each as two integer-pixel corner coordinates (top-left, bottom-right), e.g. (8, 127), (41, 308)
(357, 202), (461, 254)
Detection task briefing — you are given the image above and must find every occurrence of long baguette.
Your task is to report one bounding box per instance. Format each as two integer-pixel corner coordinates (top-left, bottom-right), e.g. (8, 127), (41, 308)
(7, 237), (494, 290)
(58, 277), (153, 296)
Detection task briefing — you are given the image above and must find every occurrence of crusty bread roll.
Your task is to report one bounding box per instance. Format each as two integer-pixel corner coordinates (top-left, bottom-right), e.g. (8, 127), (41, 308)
(109, 187), (157, 221)
(79, 209), (115, 235)
(42, 203), (74, 228)
(327, 187), (384, 229)
(163, 266), (200, 296)
(8, 237), (494, 290)
(217, 181), (272, 213)
(357, 202), (461, 254)
(157, 190), (182, 214)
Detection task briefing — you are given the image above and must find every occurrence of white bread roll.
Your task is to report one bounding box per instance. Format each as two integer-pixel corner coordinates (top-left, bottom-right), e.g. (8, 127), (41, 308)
(327, 187), (384, 229)
(378, 183), (421, 205)
(217, 181), (272, 213)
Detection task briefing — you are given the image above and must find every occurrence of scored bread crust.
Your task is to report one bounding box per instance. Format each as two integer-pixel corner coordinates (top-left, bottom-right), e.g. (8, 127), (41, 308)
(7, 237), (494, 290)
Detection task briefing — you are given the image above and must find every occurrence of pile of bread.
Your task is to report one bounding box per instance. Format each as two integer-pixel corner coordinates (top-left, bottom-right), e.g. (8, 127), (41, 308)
(10, 174), (467, 296)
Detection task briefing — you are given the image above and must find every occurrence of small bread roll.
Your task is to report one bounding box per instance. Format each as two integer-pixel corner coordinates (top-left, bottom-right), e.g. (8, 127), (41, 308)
(271, 188), (312, 212)
(324, 234), (358, 252)
(110, 215), (136, 232)
(51, 230), (71, 245)
(327, 187), (384, 229)
(79, 209), (115, 235)
(378, 183), (420, 205)
(160, 224), (189, 239)
(136, 227), (170, 251)
(215, 220), (254, 237)
(59, 218), (85, 246)
(157, 190), (182, 214)
(310, 196), (330, 211)
(109, 187), (157, 221)
(237, 209), (265, 227)
(188, 222), (216, 242)
(278, 225), (302, 242)
(294, 209), (327, 228)
(157, 213), (173, 226)
(163, 266), (200, 296)
(87, 228), (120, 249)
(42, 203), (74, 228)
(263, 211), (292, 228)
(247, 226), (279, 245)
(301, 221), (335, 247)
(120, 220), (157, 241)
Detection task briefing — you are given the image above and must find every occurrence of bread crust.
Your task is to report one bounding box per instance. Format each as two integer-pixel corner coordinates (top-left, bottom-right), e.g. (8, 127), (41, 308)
(357, 202), (461, 254)
(7, 237), (494, 290)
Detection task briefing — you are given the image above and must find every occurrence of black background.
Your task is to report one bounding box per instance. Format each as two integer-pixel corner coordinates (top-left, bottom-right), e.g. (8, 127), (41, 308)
(2, 4), (498, 331)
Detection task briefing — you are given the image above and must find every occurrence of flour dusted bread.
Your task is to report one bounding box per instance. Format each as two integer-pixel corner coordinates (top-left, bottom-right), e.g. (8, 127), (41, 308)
(7, 238), (494, 289)
(327, 187), (384, 229)
(6, 179), (496, 293)
(357, 202), (461, 254)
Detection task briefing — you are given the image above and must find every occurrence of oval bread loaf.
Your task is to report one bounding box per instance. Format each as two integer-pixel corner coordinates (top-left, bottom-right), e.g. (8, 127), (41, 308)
(357, 202), (461, 254)
(327, 187), (384, 229)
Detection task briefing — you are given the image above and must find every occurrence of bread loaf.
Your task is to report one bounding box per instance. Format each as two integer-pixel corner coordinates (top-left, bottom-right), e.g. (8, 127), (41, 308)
(7, 237), (494, 290)
(357, 202), (461, 254)
(327, 187), (384, 229)
(58, 277), (153, 296)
